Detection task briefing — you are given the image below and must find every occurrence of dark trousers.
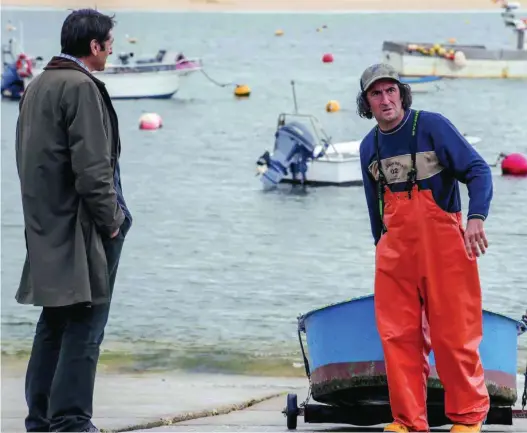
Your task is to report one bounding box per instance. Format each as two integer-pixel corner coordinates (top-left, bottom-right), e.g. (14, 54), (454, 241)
(24, 218), (130, 432)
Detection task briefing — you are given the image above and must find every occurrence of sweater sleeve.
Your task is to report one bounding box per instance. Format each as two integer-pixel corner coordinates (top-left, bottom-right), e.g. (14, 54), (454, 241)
(426, 112), (493, 221)
(360, 138), (382, 245)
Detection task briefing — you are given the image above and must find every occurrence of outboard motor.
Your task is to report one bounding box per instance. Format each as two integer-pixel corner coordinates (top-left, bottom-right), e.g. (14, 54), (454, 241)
(118, 52), (134, 65)
(1, 62), (25, 100)
(256, 121), (318, 188)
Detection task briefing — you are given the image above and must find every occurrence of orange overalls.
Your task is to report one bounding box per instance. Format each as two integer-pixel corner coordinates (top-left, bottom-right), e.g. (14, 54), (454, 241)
(373, 111), (490, 431)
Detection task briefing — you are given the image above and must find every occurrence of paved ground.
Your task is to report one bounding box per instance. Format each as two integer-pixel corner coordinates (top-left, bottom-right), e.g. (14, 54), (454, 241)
(135, 376), (527, 433)
(133, 390), (527, 432)
(2, 362), (525, 433)
(0, 367), (306, 433)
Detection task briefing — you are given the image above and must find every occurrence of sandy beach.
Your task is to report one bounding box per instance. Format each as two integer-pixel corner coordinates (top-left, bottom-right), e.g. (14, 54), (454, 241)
(1, 0), (523, 12)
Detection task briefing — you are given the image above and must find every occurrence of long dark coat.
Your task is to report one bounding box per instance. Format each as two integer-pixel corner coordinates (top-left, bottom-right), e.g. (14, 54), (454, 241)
(15, 57), (125, 307)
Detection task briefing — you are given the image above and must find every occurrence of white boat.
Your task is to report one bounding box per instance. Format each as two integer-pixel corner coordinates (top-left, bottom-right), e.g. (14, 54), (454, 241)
(1, 23), (202, 100)
(27, 50), (203, 100)
(285, 137), (362, 186)
(255, 110), (363, 188)
(381, 3), (527, 79)
(254, 80), (363, 188)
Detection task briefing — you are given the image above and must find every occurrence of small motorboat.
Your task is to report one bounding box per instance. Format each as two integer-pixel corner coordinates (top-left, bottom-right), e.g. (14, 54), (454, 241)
(1, 29), (42, 100)
(255, 113), (363, 188)
(255, 81), (363, 189)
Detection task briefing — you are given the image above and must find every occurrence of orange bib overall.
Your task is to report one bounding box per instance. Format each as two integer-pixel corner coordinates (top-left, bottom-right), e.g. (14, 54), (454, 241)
(373, 111), (490, 431)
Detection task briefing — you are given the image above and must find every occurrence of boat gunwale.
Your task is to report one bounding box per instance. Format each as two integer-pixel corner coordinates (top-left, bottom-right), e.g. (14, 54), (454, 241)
(298, 294), (519, 329)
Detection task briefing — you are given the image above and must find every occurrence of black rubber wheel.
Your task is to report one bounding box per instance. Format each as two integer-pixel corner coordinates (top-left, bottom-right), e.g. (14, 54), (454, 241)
(286, 393), (299, 430)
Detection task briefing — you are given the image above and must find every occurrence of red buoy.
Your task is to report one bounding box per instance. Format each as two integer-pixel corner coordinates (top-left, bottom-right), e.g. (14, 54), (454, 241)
(322, 53), (334, 63)
(501, 153), (527, 176)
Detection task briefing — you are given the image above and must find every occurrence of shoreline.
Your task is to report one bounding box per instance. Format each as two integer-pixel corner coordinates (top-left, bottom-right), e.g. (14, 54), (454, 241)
(3, 349), (527, 379)
(1, 0), (523, 12)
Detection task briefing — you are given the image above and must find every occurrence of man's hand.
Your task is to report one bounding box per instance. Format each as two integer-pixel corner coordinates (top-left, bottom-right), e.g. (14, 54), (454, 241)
(110, 228), (120, 239)
(464, 219), (488, 258)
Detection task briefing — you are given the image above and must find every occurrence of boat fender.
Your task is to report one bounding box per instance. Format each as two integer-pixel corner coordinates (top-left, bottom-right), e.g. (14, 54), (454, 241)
(454, 51), (467, 67)
(501, 153), (527, 176)
(16, 53), (32, 78)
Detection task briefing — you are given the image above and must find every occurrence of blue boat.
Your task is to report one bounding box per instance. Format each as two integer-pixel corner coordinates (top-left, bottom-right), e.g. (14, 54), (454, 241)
(400, 75), (443, 93)
(283, 294), (527, 430)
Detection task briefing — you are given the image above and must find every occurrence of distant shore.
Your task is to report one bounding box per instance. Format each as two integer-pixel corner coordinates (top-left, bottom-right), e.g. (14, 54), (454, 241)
(1, 0), (523, 12)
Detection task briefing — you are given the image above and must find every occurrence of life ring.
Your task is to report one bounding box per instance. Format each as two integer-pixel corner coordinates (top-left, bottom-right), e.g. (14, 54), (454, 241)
(16, 54), (32, 78)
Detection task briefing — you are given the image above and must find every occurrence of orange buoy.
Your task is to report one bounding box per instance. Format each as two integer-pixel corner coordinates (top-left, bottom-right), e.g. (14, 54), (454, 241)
(139, 113), (162, 130)
(501, 153), (527, 176)
(322, 53), (334, 63)
(325, 100), (340, 112)
(234, 84), (251, 97)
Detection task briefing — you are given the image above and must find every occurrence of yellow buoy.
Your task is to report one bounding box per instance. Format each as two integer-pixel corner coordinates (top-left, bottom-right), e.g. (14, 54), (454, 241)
(234, 84), (251, 97)
(275, 29), (284, 36)
(326, 100), (340, 113)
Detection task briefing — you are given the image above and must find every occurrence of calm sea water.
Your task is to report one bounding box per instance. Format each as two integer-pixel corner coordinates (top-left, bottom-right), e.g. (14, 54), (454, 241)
(1, 9), (526, 376)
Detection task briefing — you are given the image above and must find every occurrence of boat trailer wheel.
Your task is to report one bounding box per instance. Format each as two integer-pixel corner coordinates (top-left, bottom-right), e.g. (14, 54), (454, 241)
(283, 393), (299, 430)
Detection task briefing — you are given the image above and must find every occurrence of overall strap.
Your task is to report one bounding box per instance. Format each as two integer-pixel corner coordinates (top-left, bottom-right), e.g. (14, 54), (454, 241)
(406, 110), (420, 198)
(374, 110), (421, 235)
(374, 127), (388, 235)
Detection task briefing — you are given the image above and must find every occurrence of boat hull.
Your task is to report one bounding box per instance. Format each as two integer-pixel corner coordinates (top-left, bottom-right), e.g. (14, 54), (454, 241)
(383, 41), (527, 79)
(299, 294), (518, 406)
(93, 69), (180, 99)
(27, 67), (180, 100)
(281, 141), (363, 187)
(401, 75), (442, 93)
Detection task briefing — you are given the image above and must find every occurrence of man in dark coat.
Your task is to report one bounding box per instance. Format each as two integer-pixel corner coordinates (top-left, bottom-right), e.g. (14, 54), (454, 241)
(15, 9), (133, 432)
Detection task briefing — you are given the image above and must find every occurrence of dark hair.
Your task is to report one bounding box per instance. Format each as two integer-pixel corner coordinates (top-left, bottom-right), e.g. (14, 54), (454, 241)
(61, 9), (116, 57)
(356, 82), (412, 119)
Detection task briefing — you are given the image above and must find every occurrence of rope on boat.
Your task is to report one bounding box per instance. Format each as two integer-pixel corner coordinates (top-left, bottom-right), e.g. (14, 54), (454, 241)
(199, 68), (237, 88)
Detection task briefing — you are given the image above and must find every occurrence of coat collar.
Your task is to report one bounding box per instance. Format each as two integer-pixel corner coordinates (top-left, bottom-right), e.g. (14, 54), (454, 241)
(44, 56), (106, 88)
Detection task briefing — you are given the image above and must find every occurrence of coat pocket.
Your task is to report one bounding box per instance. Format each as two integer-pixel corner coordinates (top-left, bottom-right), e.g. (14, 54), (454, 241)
(79, 202), (111, 304)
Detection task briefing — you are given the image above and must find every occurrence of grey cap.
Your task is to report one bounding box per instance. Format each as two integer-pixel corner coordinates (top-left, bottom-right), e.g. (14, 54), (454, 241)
(360, 63), (401, 92)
